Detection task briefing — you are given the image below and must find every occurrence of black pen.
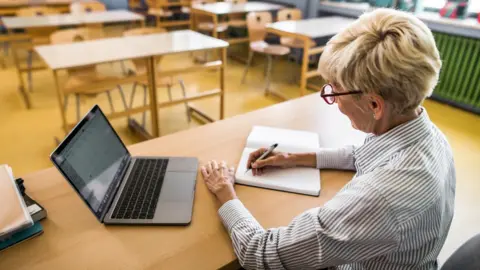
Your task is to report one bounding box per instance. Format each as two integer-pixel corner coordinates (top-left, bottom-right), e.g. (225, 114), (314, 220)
(245, 143), (279, 174)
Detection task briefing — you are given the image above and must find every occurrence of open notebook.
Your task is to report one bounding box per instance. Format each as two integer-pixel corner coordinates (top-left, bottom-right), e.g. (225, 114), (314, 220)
(235, 126), (321, 196)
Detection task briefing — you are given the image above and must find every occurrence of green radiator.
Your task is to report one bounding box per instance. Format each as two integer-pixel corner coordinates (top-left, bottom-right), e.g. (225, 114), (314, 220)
(432, 32), (480, 114)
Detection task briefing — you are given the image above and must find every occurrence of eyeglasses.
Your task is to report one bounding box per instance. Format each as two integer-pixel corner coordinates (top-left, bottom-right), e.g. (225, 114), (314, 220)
(320, 84), (363, 105)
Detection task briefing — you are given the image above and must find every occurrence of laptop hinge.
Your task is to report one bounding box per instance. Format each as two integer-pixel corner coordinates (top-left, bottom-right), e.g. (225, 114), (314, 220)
(99, 155), (132, 222)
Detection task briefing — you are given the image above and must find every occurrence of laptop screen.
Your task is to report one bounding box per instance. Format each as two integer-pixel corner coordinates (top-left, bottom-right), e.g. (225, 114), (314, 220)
(51, 105), (130, 220)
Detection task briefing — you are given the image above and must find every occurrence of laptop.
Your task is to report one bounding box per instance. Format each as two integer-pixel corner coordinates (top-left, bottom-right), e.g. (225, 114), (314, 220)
(51, 105), (197, 225)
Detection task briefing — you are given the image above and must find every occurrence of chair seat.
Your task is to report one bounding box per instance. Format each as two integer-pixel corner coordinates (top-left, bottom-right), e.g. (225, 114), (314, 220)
(250, 41), (290, 56)
(197, 22), (228, 33)
(63, 68), (123, 94)
(280, 37), (315, 49)
(148, 8), (173, 17)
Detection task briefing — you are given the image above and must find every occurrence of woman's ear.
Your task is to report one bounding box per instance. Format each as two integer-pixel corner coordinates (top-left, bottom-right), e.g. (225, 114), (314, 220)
(368, 94), (385, 120)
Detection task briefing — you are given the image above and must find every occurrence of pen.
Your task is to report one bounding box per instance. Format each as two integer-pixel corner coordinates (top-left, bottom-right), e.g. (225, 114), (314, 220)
(245, 143), (279, 174)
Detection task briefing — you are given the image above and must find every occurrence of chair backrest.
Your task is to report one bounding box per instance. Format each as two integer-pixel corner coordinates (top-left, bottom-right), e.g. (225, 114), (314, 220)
(246, 12), (272, 42)
(70, 1), (107, 14)
(225, 0), (247, 3)
(16, 6), (58, 17)
(441, 233), (480, 270)
(277, 8), (302, 21)
(122, 27), (167, 37)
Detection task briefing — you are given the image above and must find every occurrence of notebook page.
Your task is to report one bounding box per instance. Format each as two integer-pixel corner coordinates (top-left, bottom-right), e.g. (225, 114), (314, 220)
(0, 165), (33, 240)
(246, 126), (320, 153)
(235, 148), (320, 196)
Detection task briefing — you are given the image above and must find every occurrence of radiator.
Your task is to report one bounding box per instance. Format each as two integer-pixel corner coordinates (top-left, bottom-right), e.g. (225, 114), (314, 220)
(432, 32), (480, 114)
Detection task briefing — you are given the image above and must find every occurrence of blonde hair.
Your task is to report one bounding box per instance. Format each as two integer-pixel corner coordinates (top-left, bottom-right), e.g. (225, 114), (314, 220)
(318, 8), (442, 114)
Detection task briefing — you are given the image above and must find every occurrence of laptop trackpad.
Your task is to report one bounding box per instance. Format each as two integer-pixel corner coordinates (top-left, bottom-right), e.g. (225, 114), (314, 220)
(154, 172), (196, 224)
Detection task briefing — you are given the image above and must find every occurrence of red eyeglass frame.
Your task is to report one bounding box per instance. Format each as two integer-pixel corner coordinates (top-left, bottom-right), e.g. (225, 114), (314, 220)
(320, 84), (363, 105)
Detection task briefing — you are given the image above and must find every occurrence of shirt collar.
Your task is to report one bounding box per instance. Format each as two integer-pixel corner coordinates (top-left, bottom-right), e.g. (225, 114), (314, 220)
(354, 108), (432, 174)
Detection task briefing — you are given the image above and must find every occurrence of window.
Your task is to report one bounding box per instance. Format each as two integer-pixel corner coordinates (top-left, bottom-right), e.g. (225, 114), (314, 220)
(423, 0), (480, 13)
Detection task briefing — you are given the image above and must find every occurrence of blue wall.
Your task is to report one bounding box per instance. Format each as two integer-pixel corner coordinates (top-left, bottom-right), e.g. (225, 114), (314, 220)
(101, 0), (128, 9)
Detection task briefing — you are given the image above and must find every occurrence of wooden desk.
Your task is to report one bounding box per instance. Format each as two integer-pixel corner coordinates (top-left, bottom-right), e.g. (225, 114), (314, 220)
(2, 10), (144, 29)
(190, 2), (284, 45)
(0, 0), (72, 16)
(267, 16), (355, 96)
(2, 10), (145, 110)
(35, 30), (228, 138)
(0, 94), (365, 270)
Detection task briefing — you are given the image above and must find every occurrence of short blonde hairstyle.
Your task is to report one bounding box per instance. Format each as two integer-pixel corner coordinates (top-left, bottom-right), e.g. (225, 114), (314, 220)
(318, 8), (442, 114)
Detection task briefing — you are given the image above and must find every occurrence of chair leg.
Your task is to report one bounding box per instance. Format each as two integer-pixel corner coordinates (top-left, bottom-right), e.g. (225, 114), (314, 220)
(265, 55), (273, 95)
(106, 90), (115, 113)
(75, 94), (81, 122)
(27, 51), (33, 92)
(179, 79), (191, 122)
(128, 82), (138, 121)
(167, 84), (173, 101)
(241, 50), (254, 84)
(118, 85), (128, 111)
(142, 85), (148, 128)
(64, 94), (69, 112)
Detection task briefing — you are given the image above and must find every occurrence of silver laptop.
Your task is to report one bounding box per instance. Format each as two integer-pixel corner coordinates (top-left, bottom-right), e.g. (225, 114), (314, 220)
(51, 105), (197, 225)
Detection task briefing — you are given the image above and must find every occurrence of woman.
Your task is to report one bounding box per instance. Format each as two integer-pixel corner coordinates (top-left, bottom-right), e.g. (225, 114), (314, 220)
(201, 8), (455, 269)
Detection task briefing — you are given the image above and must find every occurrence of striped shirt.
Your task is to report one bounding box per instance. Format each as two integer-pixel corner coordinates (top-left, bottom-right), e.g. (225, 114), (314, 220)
(219, 109), (456, 269)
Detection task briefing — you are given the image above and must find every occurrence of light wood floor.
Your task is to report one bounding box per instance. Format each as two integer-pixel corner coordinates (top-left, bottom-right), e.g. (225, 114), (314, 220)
(0, 31), (479, 264)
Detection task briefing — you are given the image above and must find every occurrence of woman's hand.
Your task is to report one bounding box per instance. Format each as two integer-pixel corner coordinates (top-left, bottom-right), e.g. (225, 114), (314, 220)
(201, 160), (237, 205)
(247, 148), (317, 176)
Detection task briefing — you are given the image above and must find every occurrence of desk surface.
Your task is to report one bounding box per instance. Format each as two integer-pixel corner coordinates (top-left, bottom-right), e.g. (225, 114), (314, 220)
(35, 30), (229, 70)
(2, 10), (143, 29)
(0, 94), (365, 270)
(268, 16), (355, 39)
(192, 1), (284, 15)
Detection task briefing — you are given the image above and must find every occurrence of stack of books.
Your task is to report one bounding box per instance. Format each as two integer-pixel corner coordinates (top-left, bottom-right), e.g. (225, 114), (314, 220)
(0, 164), (46, 251)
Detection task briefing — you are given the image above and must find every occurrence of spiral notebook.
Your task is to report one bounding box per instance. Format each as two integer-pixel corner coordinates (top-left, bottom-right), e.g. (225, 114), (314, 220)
(235, 126), (321, 196)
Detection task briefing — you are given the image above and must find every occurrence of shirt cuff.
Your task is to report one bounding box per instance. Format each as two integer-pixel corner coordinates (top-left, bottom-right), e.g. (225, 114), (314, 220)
(218, 199), (255, 233)
(316, 146), (356, 170)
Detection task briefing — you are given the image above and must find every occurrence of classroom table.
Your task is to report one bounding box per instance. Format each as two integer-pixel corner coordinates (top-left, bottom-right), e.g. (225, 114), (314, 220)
(190, 1), (285, 44)
(35, 29), (228, 139)
(0, 93), (365, 270)
(2, 10), (145, 110)
(0, 0), (72, 16)
(267, 16), (355, 96)
(2, 10), (144, 29)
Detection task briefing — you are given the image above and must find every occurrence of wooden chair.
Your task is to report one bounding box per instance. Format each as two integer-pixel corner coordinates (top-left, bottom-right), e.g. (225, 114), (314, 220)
(147, 0), (174, 27)
(50, 28), (128, 123)
(225, 0), (247, 27)
(13, 7), (59, 93)
(69, 1), (107, 14)
(191, 0), (228, 34)
(241, 12), (290, 95)
(277, 9), (315, 49)
(123, 27), (191, 124)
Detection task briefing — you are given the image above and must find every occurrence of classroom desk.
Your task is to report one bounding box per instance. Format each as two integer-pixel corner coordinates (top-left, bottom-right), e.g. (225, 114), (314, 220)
(0, 0), (72, 16)
(0, 94), (365, 270)
(190, 1), (285, 44)
(2, 10), (144, 29)
(2, 10), (145, 110)
(35, 30), (228, 138)
(267, 16), (355, 96)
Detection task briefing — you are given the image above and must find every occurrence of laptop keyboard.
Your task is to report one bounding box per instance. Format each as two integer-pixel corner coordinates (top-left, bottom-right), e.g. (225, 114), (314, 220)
(111, 158), (169, 220)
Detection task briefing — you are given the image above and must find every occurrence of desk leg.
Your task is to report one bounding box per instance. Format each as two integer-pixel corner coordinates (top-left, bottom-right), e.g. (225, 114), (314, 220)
(11, 32), (31, 109)
(300, 39), (309, 96)
(53, 70), (67, 134)
(147, 57), (160, 137)
(220, 47), (226, 120)
(212, 14), (218, 39)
